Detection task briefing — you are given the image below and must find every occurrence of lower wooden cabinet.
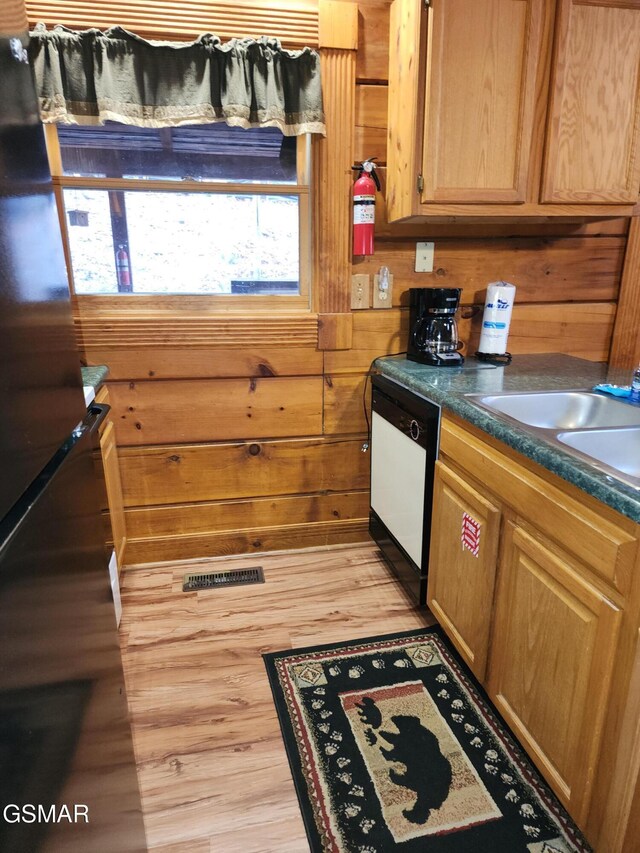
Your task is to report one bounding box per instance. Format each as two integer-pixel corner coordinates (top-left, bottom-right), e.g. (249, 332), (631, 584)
(427, 456), (621, 820)
(427, 413), (640, 846)
(489, 523), (621, 822)
(95, 386), (127, 574)
(427, 461), (501, 680)
(99, 417), (127, 572)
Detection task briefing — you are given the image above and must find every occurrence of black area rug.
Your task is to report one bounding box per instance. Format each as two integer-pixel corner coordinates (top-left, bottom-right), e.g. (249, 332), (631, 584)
(264, 626), (592, 853)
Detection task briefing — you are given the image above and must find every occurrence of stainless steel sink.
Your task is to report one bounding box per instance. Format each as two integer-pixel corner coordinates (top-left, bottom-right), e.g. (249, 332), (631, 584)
(465, 389), (640, 489)
(557, 427), (640, 480)
(470, 391), (640, 430)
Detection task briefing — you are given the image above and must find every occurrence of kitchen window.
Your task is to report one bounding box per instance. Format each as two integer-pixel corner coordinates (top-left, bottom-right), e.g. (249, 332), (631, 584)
(45, 121), (311, 307)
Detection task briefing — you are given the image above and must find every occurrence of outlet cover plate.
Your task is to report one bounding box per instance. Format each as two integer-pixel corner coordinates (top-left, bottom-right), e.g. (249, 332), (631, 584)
(351, 274), (371, 309)
(415, 241), (434, 273)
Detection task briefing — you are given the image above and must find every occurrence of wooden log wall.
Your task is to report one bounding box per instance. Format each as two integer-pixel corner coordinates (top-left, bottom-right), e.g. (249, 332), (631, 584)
(85, 341), (371, 564)
(77, 0), (633, 566)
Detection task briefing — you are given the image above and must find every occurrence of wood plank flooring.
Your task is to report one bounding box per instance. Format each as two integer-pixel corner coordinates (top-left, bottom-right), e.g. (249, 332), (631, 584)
(119, 543), (434, 852)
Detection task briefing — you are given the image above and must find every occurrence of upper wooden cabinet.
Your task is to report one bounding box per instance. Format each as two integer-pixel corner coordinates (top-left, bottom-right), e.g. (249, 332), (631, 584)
(423, 0), (543, 204)
(542, 0), (640, 204)
(387, 0), (640, 219)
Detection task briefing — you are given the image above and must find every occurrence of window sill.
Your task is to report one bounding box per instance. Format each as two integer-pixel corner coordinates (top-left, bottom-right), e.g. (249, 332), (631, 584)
(71, 296), (319, 350)
(72, 293), (313, 313)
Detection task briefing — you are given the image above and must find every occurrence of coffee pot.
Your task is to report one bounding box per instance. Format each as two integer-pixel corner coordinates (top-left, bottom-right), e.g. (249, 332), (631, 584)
(407, 287), (464, 366)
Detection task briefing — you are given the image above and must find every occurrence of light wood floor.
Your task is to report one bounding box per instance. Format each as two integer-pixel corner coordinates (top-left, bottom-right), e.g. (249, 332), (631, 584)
(119, 543), (434, 852)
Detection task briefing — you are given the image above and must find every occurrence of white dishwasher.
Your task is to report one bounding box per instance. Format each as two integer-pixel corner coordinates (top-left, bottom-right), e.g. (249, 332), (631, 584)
(369, 375), (440, 605)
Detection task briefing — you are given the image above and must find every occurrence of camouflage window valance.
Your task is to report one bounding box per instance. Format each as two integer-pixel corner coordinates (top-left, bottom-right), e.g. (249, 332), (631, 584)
(28, 24), (325, 136)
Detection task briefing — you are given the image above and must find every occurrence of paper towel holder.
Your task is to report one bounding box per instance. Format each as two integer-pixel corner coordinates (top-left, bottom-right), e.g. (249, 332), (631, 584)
(475, 350), (513, 365)
(474, 280), (516, 366)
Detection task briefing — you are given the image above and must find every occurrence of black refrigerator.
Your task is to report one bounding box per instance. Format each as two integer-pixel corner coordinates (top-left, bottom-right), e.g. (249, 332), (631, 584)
(0, 29), (147, 853)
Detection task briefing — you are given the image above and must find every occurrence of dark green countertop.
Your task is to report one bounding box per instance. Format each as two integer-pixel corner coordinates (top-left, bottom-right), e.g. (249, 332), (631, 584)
(375, 353), (640, 524)
(81, 365), (109, 391)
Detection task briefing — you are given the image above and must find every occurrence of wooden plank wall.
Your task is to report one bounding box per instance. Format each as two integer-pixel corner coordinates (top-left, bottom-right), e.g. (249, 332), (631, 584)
(84, 339), (371, 564)
(82, 0), (629, 566)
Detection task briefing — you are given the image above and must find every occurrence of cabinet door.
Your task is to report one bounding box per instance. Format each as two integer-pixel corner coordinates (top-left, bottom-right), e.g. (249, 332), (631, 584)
(489, 523), (621, 823)
(427, 461), (501, 680)
(99, 418), (127, 574)
(422, 0), (543, 203)
(542, 0), (640, 203)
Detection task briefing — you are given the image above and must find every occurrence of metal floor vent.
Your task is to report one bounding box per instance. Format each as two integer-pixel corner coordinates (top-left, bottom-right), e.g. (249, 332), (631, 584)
(183, 566), (265, 592)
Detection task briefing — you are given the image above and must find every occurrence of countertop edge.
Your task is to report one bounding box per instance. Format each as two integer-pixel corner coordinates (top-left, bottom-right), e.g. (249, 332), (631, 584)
(375, 356), (640, 525)
(81, 365), (109, 392)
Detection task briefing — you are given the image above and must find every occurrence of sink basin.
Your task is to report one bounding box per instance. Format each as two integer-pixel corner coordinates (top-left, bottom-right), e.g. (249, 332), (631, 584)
(471, 391), (640, 430)
(464, 390), (640, 490)
(557, 427), (640, 480)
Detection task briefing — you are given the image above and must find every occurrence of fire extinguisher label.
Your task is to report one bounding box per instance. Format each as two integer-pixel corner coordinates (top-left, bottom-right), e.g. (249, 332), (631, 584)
(354, 205), (375, 225)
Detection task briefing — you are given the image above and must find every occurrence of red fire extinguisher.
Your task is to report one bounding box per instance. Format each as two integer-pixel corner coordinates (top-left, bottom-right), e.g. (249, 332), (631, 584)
(116, 244), (132, 292)
(352, 158), (380, 256)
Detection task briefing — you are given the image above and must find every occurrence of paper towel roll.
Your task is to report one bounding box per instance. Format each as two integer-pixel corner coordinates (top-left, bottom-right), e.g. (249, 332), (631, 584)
(478, 281), (516, 355)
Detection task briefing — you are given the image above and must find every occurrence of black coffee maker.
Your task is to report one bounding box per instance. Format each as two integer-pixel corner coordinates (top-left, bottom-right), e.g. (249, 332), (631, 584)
(407, 287), (464, 366)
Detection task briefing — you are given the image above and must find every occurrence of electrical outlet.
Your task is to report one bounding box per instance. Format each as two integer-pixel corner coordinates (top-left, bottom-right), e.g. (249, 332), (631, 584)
(373, 271), (393, 308)
(415, 241), (434, 273)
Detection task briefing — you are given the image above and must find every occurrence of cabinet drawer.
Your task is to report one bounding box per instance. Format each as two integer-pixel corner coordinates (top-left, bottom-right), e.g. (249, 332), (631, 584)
(440, 416), (637, 595)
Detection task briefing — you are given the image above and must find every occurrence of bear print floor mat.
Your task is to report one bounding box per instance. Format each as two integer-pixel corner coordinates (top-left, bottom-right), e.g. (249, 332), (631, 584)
(263, 626), (592, 852)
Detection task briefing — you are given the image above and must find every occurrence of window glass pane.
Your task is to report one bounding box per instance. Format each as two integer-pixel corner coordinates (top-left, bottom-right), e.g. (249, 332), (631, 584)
(63, 189), (117, 293)
(63, 188), (300, 295)
(57, 122), (297, 184)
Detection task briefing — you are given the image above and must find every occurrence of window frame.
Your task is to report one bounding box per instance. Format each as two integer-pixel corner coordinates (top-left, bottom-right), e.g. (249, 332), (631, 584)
(45, 125), (312, 310)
